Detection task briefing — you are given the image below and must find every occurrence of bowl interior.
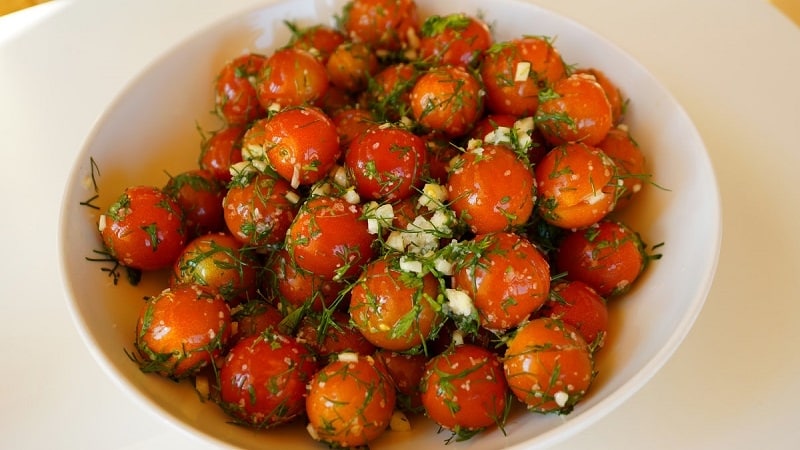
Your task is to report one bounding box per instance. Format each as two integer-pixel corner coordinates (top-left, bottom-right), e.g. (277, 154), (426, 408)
(59, 0), (721, 448)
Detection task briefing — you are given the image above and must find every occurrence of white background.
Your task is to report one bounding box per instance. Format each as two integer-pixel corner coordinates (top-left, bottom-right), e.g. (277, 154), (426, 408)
(1, 0), (798, 449)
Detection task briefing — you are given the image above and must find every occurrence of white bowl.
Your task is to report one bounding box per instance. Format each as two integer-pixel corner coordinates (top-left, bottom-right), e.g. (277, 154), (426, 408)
(58, 0), (721, 448)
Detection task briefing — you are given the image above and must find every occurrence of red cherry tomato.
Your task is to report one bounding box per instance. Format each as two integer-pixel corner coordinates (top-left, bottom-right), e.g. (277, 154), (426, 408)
(163, 169), (226, 239)
(534, 142), (618, 229)
(295, 311), (376, 359)
(100, 185), (186, 271)
(134, 283), (231, 379)
(577, 67), (624, 124)
(538, 280), (609, 349)
(503, 317), (594, 413)
(410, 65), (484, 138)
(373, 349), (428, 412)
(326, 42), (380, 93)
(366, 63), (420, 121)
(214, 53), (268, 125)
(419, 13), (492, 67)
(596, 125), (647, 210)
(331, 107), (377, 150)
(264, 249), (345, 313)
(218, 332), (317, 428)
(232, 301), (284, 342)
(555, 219), (648, 297)
(255, 47), (329, 109)
(421, 344), (509, 438)
(285, 196), (375, 280)
(199, 125), (245, 184)
(223, 173), (299, 248)
(345, 125), (427, 202)
(286, 22), (346, 64)
(452, 232), (551, 332)
(306, 355), (396, 447)
(447, 144), (535, 234)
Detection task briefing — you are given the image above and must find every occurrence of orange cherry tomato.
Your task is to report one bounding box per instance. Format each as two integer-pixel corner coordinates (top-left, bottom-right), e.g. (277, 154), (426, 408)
(503, 317), (594, 413)
(306, 355), (396, 447)
(410, 65), (484, 138)
(255, 47), (329, 109)
(596, 125), (647, 210)
(447, 144), (535, 234)
(534, 142), (618, 229)
(286, 22), (346, 64)
(264, 249), (345, 313)
(366, 63), (420, 121)
(134, 283), (231, 379)
(342, 0), (420, 52)
(452, 232), (551, 332)
(577, 67), (624, 124)
(170, 232), (259, 304)
(536, 73), (614, 146)
(326, 42), (380, 93)
(480, 36), (566, 116)
(331, 107), (377, 149)
(555, 219), (648, 297)
(349, 256), (443, 351)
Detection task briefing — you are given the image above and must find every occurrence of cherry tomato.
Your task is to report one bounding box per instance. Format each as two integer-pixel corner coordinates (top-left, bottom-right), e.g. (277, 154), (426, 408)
(534, 142), (618, 229)
(134, 283), (231, 379)
(447, 144), (535, 234)
(503, 317), (594, 413)
(423, 134), (459, 184)
(163, 169), (226, 239)
(596, 125), (647, 210)
(331, 107), (376, 149)
(295, 311), (376, 359)
(410, 65), (484, 138)
(555, 219), (648, 297)
(199, 125), (245, 184)
(452, 232), (551, 332)
(480, 36), (566, 116)
(285, 196), (375, 280)
(342, 0), (420, 52)
(366, 63), (420, 121)
(255, 47), (329, 109)
(218, 331), (317, 428)
(420, 344), (508, 438)
(373, 349), (428, 412)
(214, 53), (268, 125)
(232, 300), (284, 341)
(223, 173), (299, 248)
(306, 354), (396, 447)
(99, 185), (186, 271)
(286, 22), (346, 64)
(326, 42), (380, 93)
(345, 125), (427, 202)
(264, 249), (345, 313)
(170, 232), (259, 304)
(577, 67), (624, 124)
(536, 73), (613, 146)
(349, 256), (443, 351)
(419, 13), (492, 68)
(261, 106), (341, 187)
(538, 280), (609, 349)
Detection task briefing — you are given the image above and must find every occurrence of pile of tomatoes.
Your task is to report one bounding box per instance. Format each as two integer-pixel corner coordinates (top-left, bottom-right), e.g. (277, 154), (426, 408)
(96, 0), (658, 447)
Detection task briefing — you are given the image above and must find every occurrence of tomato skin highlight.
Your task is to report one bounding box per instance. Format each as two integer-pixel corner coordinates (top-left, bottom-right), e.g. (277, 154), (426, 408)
(447, 144), (536, 234)
(503, 317), (594, 414)
(135, 283), (231, 379)
(218, 332), (317, 428)
(100, 185), (186, 271)
(420, 344), (509, 436)
(306, 355), (396, 447)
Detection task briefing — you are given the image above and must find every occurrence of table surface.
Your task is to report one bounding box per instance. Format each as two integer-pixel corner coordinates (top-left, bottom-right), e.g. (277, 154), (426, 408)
(1, 0), (799, 449)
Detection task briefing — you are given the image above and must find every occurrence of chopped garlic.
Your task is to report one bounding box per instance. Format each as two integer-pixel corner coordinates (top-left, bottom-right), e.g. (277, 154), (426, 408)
(417, 183), (448, 209)
(554, 391), (569, 408)
(342, 188), (360, 205)
(399, 256), (423, 274)
(97, 214), (107, 232)
(284, 191), (300, 204)
(338, 352), (359, 363)
(386, 231), (405, 252)
(514, 61), (531, 82)
(484, 126), (512, 145)
(513, 116), (535, 149)
(433, 257), (454, 276)
(390, 410), (412, 432)
(445, 289), (474, 316)
(331, 165), (349, 187)
(290, 164), (301, 189)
